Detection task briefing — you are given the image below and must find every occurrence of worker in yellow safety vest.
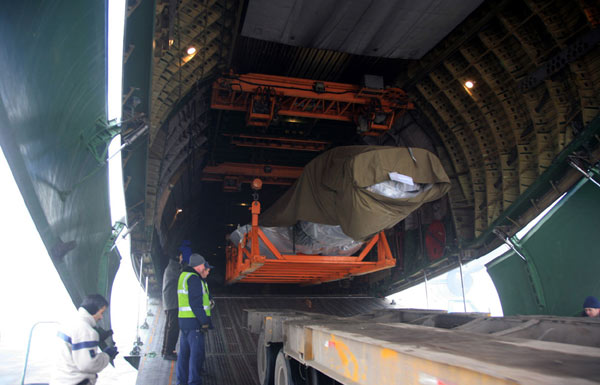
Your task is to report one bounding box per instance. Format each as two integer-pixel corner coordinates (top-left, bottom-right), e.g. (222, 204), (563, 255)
(176, 253), (214, 385)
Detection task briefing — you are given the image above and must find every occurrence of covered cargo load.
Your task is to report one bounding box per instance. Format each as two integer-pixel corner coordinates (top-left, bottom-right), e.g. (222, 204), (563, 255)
(261, 145), (450, 240)
(231, 146), (450, 257)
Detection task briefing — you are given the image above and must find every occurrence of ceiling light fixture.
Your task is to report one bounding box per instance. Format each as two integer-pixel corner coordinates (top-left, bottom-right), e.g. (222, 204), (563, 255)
(180, 47), (198, 65)
(169, 208), (183, 230)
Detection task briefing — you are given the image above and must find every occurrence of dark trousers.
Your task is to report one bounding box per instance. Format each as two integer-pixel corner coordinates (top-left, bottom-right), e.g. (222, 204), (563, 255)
(162, 309), (180, 356)
(176, 329), (205, 385)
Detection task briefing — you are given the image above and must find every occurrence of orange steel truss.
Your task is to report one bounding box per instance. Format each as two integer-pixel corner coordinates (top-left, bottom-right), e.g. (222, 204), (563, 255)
(211, 73), (414, 136)
(224, 134), (329, 152)
(225, 200), (396, 285)
(201, 162), (303, 187)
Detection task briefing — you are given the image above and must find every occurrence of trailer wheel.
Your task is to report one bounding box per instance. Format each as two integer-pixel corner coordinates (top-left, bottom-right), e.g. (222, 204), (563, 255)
(308, 367), (320, 385)
(274, 349), (295, 385)
(257, 329), (277, 385)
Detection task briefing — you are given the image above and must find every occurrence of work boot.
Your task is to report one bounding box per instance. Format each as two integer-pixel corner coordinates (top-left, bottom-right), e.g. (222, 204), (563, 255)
(163, 353), (177, 361)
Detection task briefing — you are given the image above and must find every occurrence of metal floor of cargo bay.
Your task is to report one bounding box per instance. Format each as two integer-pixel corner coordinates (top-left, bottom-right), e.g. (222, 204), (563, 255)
(135, 295), (389, 385)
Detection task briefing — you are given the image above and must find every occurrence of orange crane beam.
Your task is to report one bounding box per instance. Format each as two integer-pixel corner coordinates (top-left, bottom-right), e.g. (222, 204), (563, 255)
(211, 73), (414, 135)
(201, 162), (303, 191)
(224, 134), (329, 152)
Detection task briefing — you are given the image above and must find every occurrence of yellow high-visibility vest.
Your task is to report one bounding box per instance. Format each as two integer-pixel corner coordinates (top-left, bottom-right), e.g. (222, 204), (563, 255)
(177, 272), (211, 318)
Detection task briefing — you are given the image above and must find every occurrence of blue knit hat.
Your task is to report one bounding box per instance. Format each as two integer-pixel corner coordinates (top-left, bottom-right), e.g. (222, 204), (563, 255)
(179, 240), (192, 264)
(583, 296), (600, 309)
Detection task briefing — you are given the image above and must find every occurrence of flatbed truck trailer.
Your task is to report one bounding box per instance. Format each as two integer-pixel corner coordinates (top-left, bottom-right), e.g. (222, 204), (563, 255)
(246, 308), (600, 385)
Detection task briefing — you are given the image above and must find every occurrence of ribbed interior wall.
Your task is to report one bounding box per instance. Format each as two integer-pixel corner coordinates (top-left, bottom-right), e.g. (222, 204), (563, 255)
(407, 0), (600, 239)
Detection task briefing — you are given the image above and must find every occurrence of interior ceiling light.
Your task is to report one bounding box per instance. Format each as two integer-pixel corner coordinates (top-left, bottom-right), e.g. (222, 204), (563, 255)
(464, 80), (474, 89)
(180, 47), (198, 65)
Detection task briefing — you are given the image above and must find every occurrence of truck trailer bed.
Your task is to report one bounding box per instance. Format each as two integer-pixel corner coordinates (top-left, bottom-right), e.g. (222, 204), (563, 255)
(248, 309), (600, 385)
(135, 295), (390, 385)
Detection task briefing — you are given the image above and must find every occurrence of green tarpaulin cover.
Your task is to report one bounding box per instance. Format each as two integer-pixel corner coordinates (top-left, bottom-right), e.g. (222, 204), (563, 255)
(261, 146), (451, 241)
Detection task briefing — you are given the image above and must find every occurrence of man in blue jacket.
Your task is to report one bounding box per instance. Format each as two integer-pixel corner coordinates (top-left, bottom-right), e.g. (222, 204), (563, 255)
(176, 253), (214, 385)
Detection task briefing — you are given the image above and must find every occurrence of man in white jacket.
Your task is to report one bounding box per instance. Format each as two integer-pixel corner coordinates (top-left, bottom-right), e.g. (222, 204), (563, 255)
(50, 294), (118, 385)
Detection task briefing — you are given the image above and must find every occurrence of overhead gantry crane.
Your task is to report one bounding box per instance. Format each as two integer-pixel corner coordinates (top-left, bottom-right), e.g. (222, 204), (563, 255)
(211, 72), (414, 136)
(209, 73), (408, 282)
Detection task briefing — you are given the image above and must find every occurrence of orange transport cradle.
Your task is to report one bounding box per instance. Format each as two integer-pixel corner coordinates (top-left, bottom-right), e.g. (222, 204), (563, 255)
(225, 199), (396, 285)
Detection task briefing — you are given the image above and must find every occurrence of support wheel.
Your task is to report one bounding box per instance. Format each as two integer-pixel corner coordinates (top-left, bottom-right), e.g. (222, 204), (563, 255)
(308, 367), (320, 385)
(257, 329), (277, 385)
(274, 349), (295, 385)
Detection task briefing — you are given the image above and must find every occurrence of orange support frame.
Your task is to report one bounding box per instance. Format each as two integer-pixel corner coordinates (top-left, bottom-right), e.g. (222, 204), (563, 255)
(201, 162), (303, 188)
(211, 73), (414, 136)
(224, 134), (329, 152)
(225, 201), (396, 284)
